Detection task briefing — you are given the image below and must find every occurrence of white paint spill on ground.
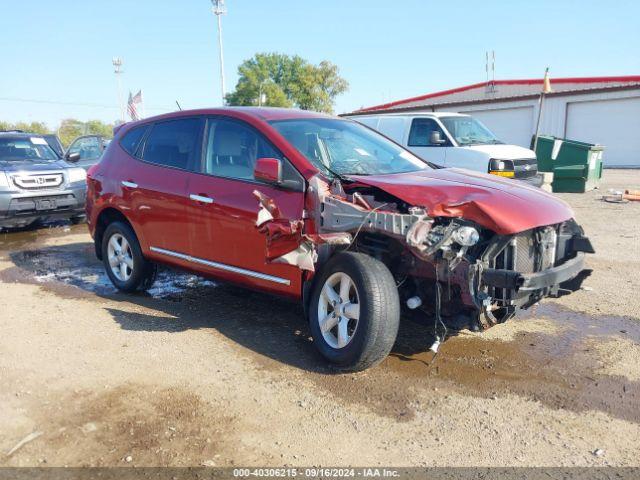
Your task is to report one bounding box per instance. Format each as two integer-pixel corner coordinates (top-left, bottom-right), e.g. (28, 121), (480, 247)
(29, 251), (217, 299)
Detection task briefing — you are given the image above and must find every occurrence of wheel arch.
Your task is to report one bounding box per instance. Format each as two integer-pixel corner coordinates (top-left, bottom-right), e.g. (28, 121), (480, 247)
(93, 207), (139, 260)
(302, 239), (403, 321)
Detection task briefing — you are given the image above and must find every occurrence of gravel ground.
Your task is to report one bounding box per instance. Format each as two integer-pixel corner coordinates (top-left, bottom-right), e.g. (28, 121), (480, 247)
(0, 170), (638, 467)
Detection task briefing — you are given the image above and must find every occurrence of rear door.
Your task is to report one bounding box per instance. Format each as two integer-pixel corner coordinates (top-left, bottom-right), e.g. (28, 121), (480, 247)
(184, 116), (305, 296)
(127, 117), (204, 262)
(405, 117), (449, 166)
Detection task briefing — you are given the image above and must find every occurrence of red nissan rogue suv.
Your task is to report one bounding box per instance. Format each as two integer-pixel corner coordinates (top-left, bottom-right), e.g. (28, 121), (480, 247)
(86, 107), (593, 371)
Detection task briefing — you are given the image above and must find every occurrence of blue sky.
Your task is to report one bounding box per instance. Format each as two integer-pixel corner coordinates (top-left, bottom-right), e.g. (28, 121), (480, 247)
(1, 0), (639, 127)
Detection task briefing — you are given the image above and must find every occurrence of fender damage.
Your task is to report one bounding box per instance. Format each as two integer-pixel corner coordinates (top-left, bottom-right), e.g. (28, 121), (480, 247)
(254, 169), (594, 333)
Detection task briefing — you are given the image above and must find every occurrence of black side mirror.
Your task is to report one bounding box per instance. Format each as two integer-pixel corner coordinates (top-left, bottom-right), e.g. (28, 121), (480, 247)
(66, 152), (81, 163)
(430, 131), (446, 145)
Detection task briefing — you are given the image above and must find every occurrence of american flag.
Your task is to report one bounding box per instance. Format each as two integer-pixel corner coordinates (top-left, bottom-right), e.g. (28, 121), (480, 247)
(127, 90), (143, 120)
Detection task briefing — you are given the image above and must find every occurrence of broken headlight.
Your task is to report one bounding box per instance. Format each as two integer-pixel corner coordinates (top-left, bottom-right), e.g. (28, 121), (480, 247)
(452, 226), (480, 247)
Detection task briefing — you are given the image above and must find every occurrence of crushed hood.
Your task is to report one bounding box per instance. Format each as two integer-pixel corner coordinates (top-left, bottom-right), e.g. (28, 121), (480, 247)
(347, 168), (574, 235)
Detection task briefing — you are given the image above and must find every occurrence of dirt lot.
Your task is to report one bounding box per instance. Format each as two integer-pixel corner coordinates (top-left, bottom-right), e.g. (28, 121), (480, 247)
(1, 170), (639, 468)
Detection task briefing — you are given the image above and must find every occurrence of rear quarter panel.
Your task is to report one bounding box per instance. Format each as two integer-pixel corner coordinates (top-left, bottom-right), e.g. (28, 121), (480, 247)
(85, 136), (149, 250)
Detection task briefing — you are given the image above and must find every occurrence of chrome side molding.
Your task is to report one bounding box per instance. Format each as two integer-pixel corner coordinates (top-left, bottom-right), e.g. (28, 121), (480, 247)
(189, 194), (214, 204)
(149, 246), (291, 286)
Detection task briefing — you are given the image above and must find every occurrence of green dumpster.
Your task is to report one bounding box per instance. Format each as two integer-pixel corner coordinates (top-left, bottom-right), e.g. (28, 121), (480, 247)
(533, 135), (556, 172)
(534, 136), (604, 192)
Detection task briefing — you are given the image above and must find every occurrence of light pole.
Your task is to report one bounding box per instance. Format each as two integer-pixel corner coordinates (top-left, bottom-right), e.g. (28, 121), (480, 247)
(211, 0), (227, 105)
(112, 57), (124, 122)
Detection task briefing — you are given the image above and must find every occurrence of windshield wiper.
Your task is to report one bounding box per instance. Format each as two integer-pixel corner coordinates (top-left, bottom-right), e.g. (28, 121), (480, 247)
(3, 158), (56, 162)
(318, 163), (352, 183)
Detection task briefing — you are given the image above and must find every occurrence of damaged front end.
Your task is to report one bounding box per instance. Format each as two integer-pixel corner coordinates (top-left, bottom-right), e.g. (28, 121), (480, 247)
(254, 173), (594, 334)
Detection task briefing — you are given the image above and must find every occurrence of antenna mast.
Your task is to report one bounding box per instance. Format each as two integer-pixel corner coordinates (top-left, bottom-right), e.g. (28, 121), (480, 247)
(485, 50), (496, 94)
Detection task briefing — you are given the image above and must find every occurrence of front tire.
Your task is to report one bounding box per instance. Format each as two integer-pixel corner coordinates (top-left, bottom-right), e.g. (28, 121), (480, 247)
(102, 221), (156, 293)
(309, 252), (400, 372)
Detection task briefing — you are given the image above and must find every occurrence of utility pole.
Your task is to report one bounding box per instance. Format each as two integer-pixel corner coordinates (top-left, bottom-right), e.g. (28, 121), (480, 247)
(533, 67), (552, 152)
(211, 0), (227, 105)
(112, 57), (124, 122)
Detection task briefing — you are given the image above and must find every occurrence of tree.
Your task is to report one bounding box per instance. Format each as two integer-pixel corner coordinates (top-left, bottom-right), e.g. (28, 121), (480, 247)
(1, 118), (114, 147)
(0, 121), (50, 135)
(57, 119), (114, 147)
(225, 53), (349, 114)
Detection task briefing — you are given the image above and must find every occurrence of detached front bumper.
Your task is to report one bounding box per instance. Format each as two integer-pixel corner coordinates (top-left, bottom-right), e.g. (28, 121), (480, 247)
(482, 252), (588, 292)
(478, 224), (594, 312)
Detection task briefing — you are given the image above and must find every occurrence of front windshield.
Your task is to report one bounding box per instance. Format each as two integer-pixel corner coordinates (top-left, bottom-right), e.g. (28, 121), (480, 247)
(440, 116), (502, 146)
(0, 137), (59, 162)
(270, 118), (430, 176)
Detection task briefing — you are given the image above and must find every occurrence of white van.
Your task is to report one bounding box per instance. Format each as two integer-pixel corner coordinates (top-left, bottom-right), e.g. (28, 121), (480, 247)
(348, 112), (542, 187)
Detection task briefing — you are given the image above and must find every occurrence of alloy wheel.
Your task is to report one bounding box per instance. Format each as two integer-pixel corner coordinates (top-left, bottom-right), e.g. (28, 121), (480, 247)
(107, 233), (134, 282)
(317, 272), (360, 349)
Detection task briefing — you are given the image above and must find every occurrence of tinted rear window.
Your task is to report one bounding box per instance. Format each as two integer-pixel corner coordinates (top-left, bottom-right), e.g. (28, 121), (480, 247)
(120, 126), (148, 156)
(141, 119), (202, 170)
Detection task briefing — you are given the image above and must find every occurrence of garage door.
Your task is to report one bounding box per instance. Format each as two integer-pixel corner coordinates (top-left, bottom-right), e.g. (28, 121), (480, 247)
(566, 97), (640, 168)
(458, 106), (534, 148)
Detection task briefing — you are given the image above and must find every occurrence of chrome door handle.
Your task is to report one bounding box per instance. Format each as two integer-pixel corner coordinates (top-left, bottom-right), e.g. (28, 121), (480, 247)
(121, 181), (138, 188)
(190, 194), (214, 204)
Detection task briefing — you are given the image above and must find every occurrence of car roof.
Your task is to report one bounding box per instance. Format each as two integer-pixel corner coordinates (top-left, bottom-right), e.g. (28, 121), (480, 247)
(123, 107), (335, 128)
(352, 111), (470, 119)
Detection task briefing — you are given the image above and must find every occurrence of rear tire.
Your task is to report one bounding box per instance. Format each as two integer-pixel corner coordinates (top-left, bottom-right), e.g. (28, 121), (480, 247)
(102, 221), (156, 293)
(309, 252), (400, 372)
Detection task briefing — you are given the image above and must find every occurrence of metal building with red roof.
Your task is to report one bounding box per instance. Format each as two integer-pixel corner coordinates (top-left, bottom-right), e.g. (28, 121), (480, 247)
(350, 76), (640, 167)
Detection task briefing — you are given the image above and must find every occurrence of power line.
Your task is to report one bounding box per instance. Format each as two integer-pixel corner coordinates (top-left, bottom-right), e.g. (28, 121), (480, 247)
(0, 96), (171, 111)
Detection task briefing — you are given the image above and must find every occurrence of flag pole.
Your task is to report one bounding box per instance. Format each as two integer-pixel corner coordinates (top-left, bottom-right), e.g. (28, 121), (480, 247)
(533, 67), (550, 152)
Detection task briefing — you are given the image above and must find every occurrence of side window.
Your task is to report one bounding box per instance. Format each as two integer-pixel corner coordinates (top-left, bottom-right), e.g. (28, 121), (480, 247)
(142, 118), (202, 170)
(408, 118), (448, 147)
(204, 119), (304, 189)
(67, 136), (102, 161)
(204, 119), (279, 181)
(377, 117), (406, 144)
(120, 126), (147, 156)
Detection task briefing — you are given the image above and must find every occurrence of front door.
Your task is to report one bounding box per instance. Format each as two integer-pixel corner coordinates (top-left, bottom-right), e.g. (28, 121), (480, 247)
(405, 117), (450, 166)
(66, 135), (104, 169)
(185, 117), (305, 297)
